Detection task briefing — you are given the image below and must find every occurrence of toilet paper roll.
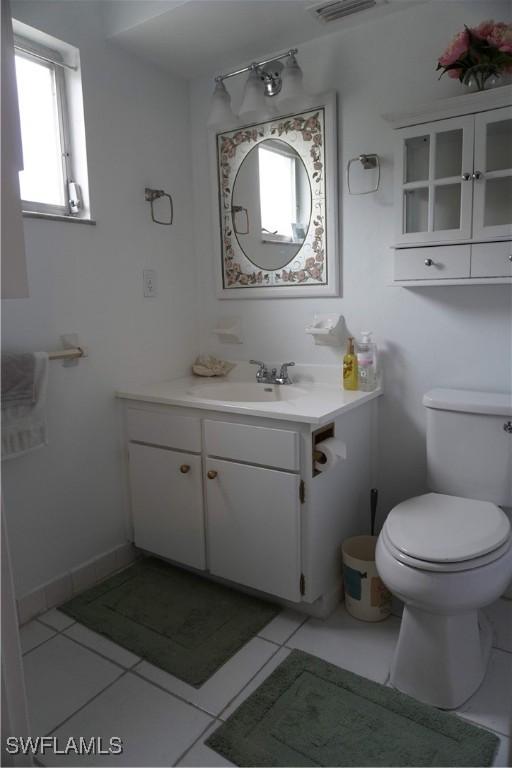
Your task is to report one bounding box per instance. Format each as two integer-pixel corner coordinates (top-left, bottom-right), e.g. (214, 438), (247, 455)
(314, 437), (347, 473)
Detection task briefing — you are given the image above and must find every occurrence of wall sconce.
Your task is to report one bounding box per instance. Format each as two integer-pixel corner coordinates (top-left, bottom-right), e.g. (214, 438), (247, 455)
(208, 48), (308, 129)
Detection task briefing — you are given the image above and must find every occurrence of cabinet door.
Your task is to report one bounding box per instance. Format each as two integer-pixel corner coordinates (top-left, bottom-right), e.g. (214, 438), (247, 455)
(473, 107), (512, 240)
(205, 459), (301, 601)
(395, 116), (474, 245)
(128, 443), (205, 569)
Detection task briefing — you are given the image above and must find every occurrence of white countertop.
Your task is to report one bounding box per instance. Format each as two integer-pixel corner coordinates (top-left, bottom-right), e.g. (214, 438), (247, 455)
(116, 367), (382, 426)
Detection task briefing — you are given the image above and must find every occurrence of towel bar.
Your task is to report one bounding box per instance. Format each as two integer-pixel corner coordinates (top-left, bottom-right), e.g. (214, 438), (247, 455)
(48, 347), (85, 361)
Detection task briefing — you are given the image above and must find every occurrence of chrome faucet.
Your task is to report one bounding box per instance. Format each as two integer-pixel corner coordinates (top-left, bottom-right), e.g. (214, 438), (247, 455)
(249, 360), (269, 383)
(275, 362), (295, 385)
(250, 360), (295, 385)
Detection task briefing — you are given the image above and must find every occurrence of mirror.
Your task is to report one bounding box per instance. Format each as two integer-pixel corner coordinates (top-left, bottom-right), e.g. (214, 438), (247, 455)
(213, 95), (338, 297)
(232, 139), (312, 270)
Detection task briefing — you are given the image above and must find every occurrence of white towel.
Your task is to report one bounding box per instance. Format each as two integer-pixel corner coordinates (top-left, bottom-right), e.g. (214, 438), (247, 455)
(2, 352), (49, 460)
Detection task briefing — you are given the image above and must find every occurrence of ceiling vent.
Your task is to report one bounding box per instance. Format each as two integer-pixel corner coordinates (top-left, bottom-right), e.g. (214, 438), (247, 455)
(307, 0), (381, 24)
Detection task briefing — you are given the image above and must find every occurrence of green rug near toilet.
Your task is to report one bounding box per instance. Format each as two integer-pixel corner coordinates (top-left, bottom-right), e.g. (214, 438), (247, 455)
(206, 650), (499, 767)
(60, 557), (279, 687)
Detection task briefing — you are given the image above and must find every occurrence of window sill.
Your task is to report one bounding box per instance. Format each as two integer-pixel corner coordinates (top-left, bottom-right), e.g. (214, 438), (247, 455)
(22, 211), (96, 225)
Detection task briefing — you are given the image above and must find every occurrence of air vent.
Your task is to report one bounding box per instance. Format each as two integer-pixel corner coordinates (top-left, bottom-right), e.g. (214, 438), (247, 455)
(308, 0), (379, 23)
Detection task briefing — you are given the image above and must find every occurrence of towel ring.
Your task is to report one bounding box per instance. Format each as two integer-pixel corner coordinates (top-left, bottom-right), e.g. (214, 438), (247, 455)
(145, 187), (174, 225)
(232, 205), (249, 235)
(347, 154), (380, 195)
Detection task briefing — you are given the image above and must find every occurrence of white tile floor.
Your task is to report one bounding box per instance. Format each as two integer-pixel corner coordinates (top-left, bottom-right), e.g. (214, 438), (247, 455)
(21, 598), (511, 767)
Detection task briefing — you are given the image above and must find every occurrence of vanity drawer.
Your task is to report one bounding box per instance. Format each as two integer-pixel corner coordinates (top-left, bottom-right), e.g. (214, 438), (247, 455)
(126, 407), (201, 453)
(471, 241), (512, 278)
(394, 245), (471, 281)
(204, 420), (299, 471)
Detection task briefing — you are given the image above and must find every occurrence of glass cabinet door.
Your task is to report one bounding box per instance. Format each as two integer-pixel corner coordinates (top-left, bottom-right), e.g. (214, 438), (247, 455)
(473, 106), (512, 240)
(395, 116), (474, 245)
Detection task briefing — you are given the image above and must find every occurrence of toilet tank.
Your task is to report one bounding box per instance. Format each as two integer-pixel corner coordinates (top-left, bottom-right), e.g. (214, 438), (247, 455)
(424, 388), (512, 506)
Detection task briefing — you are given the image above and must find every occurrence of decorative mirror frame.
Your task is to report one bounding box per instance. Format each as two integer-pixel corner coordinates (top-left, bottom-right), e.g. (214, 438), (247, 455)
(210, 92), (339, 299)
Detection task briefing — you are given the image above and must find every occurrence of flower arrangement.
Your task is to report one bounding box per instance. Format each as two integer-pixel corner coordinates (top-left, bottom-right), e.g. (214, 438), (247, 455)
(437, 20), (512, 90)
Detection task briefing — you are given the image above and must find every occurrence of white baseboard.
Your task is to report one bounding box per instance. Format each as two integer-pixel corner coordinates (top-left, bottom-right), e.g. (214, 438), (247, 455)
(16, 542), (139, 625)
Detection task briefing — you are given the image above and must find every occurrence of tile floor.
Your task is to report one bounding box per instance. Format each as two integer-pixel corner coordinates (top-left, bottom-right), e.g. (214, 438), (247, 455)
(20, 600), (511, 767)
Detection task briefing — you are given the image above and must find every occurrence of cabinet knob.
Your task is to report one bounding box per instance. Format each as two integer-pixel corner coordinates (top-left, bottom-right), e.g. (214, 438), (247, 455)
(207, 470), (218, 479)
(424, 258), (434, 267)
(472, 171), (483, 180)
(180, 464), (190, 474)
(461, 172), (471, 181)
(509, 254), (512, 263)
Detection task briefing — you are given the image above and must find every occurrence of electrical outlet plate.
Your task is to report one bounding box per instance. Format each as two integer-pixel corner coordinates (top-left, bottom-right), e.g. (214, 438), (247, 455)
(143, 269), (157, 298)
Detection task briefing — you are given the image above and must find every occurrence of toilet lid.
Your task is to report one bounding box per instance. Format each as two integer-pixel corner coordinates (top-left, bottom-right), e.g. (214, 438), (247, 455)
(385, 493), (511, 562)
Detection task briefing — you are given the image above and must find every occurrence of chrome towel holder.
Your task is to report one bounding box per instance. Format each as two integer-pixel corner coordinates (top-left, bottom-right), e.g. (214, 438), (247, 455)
(145, 187), (174, 225)
(48, 347), (85, 361)
(347, 154), (380, 195)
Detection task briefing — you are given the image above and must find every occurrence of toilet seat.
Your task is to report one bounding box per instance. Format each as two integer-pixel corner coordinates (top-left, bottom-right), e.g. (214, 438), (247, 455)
(381, 525), (512, 572)
(383, 492), (512, 572)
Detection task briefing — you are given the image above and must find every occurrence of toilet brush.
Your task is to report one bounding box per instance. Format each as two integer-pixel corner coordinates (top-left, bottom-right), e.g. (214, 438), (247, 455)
(370, 488), (378, 536)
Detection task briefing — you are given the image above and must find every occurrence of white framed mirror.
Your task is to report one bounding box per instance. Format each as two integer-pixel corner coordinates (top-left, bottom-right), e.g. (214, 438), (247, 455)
(211, 92), (339, 298)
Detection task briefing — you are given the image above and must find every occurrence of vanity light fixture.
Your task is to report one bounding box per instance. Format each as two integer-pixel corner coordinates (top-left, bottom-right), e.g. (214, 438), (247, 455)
(239, 67), (275, 122)
(275, 53), (307, 110)
(208, 48), (307, 128)
(207, 80), (237, 127)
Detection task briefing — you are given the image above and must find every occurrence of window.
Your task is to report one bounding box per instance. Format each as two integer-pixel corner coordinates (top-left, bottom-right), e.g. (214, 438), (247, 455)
(258, 145), (297, 240)
(13, 32), (85, 218)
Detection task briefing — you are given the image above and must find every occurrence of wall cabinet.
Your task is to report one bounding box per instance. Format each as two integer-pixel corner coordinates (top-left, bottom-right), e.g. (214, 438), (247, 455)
(396, 115), (475, 246)
(388, 89), (512, 285)
(473, 108), (512, 241)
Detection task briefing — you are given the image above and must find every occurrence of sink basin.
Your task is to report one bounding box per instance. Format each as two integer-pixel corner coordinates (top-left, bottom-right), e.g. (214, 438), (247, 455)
(187, 381), (308, 403)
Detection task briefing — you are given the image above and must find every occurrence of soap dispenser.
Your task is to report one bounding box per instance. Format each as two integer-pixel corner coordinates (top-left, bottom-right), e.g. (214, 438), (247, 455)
(343, 337), (358, 391)
(357, 331), (377, 392)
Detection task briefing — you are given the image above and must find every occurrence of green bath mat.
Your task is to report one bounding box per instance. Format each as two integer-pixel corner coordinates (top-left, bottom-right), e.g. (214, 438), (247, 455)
(60, 557), (279, 687)
(206, 650), (499, 767)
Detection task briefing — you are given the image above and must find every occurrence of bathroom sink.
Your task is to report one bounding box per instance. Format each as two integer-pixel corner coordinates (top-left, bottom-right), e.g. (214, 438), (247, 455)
(187, 381), (308, 403)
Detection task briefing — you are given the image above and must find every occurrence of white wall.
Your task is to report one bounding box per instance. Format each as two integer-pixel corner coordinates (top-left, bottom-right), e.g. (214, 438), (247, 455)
(4, 0), (511, 597)
(191, 0), (512, 520)
(2, 0), (198, 596)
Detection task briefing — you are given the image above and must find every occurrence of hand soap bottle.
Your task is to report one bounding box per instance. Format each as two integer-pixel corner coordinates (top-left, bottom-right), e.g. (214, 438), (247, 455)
(343, 337), (358, 390)
(357, 331), (377, 392)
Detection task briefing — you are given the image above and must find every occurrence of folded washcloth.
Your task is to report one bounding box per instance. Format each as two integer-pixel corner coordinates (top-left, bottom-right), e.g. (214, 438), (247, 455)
(192, 355), (235, 377)
(2, 351), (49, 460)
(1, 352), (36, 408)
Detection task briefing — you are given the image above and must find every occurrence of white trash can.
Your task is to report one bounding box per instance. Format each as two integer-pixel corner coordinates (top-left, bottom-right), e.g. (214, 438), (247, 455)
(342, 535), (391, 622)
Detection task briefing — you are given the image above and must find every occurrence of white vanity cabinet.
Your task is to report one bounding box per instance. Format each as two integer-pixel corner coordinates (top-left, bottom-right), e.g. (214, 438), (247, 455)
(120, 387), (377, 616)
(387, 88), (512, 285)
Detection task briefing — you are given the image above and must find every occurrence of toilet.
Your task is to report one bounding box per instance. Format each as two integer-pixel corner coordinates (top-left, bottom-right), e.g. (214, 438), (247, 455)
(376, 388), (512, 710)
